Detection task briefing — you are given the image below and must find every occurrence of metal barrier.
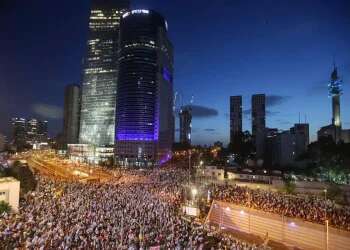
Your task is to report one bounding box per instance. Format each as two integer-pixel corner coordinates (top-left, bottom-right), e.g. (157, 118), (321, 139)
(206, 200), (350, 250)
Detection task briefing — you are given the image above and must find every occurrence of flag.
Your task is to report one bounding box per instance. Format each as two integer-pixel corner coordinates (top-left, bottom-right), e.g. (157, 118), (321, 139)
(263, 232), (269, 246)
(150, 246), (160, 250)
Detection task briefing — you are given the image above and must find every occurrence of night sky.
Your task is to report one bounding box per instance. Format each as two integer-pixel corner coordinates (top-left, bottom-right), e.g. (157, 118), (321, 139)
(1, 0), (349, 145)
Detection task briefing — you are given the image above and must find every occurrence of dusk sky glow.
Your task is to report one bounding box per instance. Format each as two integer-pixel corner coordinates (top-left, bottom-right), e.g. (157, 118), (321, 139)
(1, 0), (349, 145)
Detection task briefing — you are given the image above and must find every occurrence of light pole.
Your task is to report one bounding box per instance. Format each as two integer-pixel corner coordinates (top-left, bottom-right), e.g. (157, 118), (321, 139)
(324, 188), (329, 250)
(247, 191), (251, 233)
(188, 149), (191, 185)
(191, 187), (198, 206)
(219, 205), (223, 231)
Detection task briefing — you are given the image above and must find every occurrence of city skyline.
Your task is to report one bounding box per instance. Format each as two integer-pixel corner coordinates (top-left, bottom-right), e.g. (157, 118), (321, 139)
(1, 0), (350, 145)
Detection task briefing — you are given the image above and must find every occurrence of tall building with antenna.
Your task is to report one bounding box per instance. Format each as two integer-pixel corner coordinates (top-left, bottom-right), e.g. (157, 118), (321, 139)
(329, 66), (342, 128)
(318, 65), (346, 143)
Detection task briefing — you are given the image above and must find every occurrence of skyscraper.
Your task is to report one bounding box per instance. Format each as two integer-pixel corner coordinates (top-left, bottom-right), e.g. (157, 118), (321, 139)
(79, 0), (130, 146)
(11, 118), (26, 150)
(290, 123), (309, 157)
(179, 107), (192, 145)
(11, 118), (48, 149)
(230, 96), (242, 144)
(63, 84), (81, 146)
(115, 10), (174, 166)
(26, 119), (48, 145)
(252, 94), (266, 158)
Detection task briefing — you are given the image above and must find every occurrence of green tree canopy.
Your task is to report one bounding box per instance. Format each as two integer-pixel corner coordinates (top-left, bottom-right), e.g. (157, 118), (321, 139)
(1, 161), (37, 194)
(0, 201), (11, 214)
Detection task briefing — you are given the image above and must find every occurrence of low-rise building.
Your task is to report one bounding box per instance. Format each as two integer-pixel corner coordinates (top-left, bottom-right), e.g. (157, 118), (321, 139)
(0, 177), (20, 212)
(196, 166), (283, 185)
(67, 144), (114, 165)
(0, 134), (6, 152)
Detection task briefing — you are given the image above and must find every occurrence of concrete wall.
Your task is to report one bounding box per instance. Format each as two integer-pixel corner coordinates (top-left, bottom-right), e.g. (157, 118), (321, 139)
(196, 168), (282, 184)
(206, 200), (350, 250)
(0, 177), (20, 212)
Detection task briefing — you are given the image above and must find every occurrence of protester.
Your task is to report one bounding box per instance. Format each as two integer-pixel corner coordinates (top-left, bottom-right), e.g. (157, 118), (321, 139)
(210, 184), (350, 231)
(0, 170), (265, 250)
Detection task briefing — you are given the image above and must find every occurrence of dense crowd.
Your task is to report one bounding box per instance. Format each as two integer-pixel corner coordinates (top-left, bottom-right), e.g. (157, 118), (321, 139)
(0, 169), (266, 250)
(211, 184), (350, 231)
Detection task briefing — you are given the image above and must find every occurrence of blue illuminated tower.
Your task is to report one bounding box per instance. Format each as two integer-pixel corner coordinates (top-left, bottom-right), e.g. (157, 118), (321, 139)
(115, 10), (174, 167)
(328, 66), (343, 128)
(328, 66), (343, 142)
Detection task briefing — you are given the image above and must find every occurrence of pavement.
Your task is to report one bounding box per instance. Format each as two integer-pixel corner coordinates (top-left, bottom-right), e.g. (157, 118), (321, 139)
(12, 150), (114, 182)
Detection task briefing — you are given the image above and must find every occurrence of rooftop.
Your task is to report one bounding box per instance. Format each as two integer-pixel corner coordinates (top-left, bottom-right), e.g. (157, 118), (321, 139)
(0, 177), (19, 184)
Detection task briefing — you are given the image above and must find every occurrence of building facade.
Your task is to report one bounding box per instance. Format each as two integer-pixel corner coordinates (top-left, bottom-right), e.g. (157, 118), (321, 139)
(11, 118), (27, 150)
(318, 124), (340, 142)
(230, 96), (242, 144)
(0, 177), (20, 212)
(252, 94), (266, 158)
(266, 124), (309, 166)
(290, 123), (309, 157)
(179, 107), (192, 145)
(67, 144), (114, 164)
(264, 128), (279, 166)
(63, 84), (81, 146)
(11, 118), (48, 150)
(79, 0), (130, 146)
(0, 134), (6, 152)
(273, 130), (295, 166)
(115, 10), (174, 166)
(26, 119), (48, 145)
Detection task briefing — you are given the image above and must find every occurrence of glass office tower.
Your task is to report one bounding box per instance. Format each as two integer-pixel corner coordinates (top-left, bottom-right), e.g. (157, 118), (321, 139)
(179, 106), (192, 145)
(252, 94), (266, 158)
(63, 84), (81, 146)
(115, 10), (174, 166)
(230, 96), (242, 144)
(79, 0), (129, 146)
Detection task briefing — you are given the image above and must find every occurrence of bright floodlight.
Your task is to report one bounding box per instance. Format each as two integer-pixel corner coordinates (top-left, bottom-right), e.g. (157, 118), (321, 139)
(191, 188), (198, 196)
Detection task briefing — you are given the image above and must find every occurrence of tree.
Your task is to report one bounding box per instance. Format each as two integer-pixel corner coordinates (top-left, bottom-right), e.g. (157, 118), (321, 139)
(299, 138), (350, 184)
(283, 180), (296, 194)
(327, 184), (346, 205)
(1, 161), (37, 194)
(0, 201), (11, 214)
(228, 131), (255, 164)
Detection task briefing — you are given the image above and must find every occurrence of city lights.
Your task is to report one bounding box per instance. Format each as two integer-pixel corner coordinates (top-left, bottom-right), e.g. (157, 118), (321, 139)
(1, 1), (350, 250)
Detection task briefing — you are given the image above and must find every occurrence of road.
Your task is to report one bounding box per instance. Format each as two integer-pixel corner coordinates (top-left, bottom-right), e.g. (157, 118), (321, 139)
(12, 150), (115, 182)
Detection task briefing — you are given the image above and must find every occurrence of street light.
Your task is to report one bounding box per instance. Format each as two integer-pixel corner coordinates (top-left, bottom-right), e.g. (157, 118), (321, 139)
(191, 187), (198, 206)
(191, 188), (198, 198)
(324, 188), (328, 250)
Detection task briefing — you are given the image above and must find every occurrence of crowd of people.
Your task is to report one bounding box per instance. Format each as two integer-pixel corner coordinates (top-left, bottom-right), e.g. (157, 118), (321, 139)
(210, 184), (350, 231)
(4, 162), (349, 249)
(0, 169), (266, 250)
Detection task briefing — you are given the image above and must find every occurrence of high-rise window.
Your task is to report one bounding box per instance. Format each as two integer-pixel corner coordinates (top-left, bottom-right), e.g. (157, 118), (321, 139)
(115, 10), (174, 166)
(79, 0), (130, 146)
